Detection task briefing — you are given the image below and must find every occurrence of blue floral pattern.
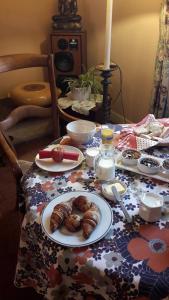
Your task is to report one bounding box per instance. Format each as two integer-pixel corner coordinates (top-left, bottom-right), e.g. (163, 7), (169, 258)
(15, 127), (169, 300)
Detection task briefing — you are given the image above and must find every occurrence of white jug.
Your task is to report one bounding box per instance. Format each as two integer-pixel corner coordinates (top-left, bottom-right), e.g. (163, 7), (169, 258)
(139, 192), (163, 222)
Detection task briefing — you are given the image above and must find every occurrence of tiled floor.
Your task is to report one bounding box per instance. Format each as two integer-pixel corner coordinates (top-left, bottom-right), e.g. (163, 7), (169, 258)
(0, 136), (51, 300)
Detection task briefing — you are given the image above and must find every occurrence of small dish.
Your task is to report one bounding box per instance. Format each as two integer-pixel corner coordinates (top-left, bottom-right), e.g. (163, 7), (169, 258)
(102, 179), (127, 201)
(162, 159), (169, 174)
(137, 157), (161, 174)
(121, 149), (141, 166)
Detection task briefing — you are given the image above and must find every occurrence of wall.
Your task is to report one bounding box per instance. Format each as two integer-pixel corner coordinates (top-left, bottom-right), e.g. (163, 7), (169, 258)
(0, 0), (161, 123)
(80, 0), (161, 123)
(0, 0), (57, 98)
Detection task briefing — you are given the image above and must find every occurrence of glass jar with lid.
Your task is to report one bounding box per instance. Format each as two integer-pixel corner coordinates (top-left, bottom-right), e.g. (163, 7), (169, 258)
(94, 128), (115, 181)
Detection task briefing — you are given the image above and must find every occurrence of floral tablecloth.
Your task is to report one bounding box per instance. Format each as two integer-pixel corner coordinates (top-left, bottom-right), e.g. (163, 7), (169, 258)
(14, 125), (169, 300)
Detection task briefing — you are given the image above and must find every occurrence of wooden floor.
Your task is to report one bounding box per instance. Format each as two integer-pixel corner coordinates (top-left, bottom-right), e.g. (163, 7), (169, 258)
(0, 136), (52, 300)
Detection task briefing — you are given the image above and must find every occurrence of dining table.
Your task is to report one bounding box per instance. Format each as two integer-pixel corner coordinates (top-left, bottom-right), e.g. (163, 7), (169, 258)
(14, 123), (169, 300)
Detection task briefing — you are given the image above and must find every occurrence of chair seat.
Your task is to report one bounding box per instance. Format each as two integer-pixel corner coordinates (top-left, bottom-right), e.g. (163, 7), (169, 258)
(10, 81), (61, 107)
(18, 160), (32, 175)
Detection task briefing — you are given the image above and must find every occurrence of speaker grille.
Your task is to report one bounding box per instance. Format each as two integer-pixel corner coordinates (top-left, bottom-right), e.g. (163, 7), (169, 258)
(54, 52), (74, 72)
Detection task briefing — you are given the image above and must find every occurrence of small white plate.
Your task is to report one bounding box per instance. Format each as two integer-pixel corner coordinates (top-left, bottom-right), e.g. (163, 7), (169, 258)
(41, 191), (113, 247)
(35, 145), (84, 172)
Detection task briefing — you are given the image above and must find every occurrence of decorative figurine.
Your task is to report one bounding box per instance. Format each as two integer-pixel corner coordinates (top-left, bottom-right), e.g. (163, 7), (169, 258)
(52, 0), (81, 31)
(58, 0), (77, 16)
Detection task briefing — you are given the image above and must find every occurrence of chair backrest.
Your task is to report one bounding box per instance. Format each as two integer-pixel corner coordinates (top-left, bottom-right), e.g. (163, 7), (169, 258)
(0, 53), (60, 139)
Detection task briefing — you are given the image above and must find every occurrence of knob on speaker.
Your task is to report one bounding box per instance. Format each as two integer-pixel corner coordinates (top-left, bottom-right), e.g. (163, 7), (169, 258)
(57, 38), (69, 50)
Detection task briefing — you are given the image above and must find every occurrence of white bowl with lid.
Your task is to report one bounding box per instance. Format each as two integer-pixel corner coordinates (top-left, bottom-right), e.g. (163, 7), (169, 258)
(102, 179), (127, 201)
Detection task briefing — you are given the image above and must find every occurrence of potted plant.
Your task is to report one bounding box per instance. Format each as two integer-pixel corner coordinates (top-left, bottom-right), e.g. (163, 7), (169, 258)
(65, 67), (102, 101)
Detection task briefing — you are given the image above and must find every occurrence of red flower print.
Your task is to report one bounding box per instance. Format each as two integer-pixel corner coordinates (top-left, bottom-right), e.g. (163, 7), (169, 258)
(37, 202), (47, 214)
(73, 247), (93, 265)
(134, 297), (150, 300)
(93, 179), (101, 191)
(48, 171), (64, 177)
(41, 181), (55, 192)
(68, 171), (83, 183)
(151, 178), (166, 185)
(46, 265), (62, 287)
(73, 272), (94, 285)
(23, 279), (37, 289)
(128, 225), (169, 272)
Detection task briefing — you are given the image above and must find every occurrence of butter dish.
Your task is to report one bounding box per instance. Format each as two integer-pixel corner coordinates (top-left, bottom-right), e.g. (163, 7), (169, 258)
(102, 179), (127, 201)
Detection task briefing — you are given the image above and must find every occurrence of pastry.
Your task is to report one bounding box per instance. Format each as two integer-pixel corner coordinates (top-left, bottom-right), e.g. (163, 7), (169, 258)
(82, 203), (100, 239)
(64, 214), (82, 232)
(50, 199), (74, 232)
(73, 195), (91, 212)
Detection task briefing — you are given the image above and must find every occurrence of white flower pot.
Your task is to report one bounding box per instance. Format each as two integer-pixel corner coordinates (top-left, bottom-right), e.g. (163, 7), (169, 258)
(69, 87), (91, 101)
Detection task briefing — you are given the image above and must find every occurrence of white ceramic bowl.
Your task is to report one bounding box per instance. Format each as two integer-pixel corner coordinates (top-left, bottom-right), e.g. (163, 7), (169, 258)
(137, 157), (161, 174)
(66, 120), (96, 145)
(102, 179), (127, 202)
(121, 149), (141, 166)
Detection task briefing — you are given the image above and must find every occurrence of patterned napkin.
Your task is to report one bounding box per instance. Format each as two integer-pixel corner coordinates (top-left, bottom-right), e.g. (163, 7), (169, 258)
(117, 114), (169, 151)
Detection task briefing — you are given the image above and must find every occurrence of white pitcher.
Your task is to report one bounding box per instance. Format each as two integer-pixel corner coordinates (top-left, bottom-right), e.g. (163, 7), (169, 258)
(139, 192), (163, 222)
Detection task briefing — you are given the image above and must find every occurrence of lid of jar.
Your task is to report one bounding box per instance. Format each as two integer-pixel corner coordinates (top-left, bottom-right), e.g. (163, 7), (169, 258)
(101, 128), (114, 141)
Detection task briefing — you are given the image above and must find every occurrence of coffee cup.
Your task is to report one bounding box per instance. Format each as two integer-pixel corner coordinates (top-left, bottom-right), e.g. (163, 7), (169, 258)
(139, 192), (163, 222)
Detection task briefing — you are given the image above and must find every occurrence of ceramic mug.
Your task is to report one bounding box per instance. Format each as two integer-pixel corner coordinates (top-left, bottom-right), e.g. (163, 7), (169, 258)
(139, 192), (163, 222)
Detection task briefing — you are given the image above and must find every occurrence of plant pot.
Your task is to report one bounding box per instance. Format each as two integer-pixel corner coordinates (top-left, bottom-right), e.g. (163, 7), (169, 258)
(69, 87), (91, 101)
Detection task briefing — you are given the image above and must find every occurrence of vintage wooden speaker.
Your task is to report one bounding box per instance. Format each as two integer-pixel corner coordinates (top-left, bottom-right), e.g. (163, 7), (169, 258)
(50, 31), (87, 92)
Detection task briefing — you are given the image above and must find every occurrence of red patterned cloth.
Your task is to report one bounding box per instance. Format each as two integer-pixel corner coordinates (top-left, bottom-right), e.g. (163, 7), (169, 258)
(117, 114), (169, 151)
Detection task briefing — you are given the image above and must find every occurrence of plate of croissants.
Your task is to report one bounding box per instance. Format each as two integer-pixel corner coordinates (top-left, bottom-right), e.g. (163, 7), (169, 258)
(41, 191), (113, 247)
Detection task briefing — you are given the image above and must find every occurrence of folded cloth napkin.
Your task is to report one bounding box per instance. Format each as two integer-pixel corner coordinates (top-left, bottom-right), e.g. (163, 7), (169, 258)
(72, 100), (96, 116)
(117, 114), (169, 151)
(39, 146), (79, 162)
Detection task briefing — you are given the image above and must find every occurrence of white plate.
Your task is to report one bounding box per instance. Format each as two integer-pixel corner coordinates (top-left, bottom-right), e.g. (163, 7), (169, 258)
(41, 191), (113, 247)
(35, 145), (84, 172)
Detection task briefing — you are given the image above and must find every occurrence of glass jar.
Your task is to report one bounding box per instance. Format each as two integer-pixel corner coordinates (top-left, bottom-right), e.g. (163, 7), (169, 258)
(94, 143), (115, 181)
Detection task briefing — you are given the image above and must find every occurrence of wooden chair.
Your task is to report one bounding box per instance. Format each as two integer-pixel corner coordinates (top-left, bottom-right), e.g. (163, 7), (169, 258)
(0, 53), (60, 139)
(0, 53), (61, 213)
(0, 126), (24, 212)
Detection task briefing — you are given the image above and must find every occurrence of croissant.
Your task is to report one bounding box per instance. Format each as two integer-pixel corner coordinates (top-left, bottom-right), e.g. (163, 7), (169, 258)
(50, 199), (73, 232)
(64, 214), (82, 232)
(73, 195), (91, 212)
(82, 203), (100, 239)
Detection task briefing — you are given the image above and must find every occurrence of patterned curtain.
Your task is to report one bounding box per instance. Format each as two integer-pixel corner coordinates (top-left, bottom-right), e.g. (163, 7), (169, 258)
(151, 0), (169, 118)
